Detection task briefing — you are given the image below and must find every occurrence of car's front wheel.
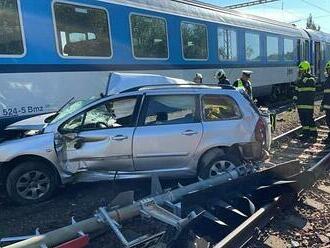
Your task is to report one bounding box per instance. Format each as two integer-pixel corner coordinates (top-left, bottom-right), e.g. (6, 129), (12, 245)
(6, 160), (58, 205)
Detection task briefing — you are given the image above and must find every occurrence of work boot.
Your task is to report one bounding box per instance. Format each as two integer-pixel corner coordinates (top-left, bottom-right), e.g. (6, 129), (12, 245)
(308, 135), (317, 143)
(298, 134), (309, 143)
(324, 135), (330, 144)
(310, 131), (318, 138)
(298, 131), (309, 141)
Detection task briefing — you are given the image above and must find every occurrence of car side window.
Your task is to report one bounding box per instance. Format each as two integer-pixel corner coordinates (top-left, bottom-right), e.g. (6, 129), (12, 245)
(61, 97), (137, 132)
(143, 95), (197, 126)
(61, 113), (85, 133)
(202, 95), (242, 121)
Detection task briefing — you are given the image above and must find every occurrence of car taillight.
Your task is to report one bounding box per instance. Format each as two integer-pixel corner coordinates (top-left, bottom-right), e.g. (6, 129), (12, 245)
(255, 117), (266, 145)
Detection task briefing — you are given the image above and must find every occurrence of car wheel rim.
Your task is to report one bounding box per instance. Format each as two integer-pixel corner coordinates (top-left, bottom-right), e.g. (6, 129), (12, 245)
(209, 160), (236, 178)
(16, 170), (50, 200)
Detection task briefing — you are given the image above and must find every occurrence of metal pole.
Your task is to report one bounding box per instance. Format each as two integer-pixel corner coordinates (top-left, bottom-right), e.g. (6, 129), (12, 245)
(5, 167), (244, 248)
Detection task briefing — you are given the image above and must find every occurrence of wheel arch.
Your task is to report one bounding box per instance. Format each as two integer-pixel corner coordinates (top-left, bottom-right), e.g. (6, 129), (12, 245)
(197, 144), (242, 175)
(0, 155), (61, 186)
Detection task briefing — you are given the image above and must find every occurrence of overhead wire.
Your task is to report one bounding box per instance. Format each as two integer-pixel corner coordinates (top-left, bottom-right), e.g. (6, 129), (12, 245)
(299, 0), (330, 14)
(290, 14), (330, 24)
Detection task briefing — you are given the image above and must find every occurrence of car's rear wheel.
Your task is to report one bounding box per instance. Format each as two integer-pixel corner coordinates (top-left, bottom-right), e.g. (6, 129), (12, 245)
(6, 160), (58, 205)
(198, 149), (242, 179)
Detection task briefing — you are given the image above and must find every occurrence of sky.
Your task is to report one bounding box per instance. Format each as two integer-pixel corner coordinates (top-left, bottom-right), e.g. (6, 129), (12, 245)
(203, 0), (330, 33)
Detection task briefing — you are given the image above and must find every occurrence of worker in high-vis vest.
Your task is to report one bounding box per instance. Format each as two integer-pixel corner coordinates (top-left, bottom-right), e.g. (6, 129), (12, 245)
(293, 61), (317, 139)
(320, 61), (330, 142)
(233, 70), (253, 99)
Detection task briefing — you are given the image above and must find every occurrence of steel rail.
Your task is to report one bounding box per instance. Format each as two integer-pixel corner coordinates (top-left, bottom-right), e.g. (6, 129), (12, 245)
(272, 115), (326, 142)
(214, 117), (330, 248)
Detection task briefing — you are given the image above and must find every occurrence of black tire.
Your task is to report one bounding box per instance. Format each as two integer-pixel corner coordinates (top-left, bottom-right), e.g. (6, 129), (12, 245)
(6, 160), (58, 205)
(198, 149), (242, 179)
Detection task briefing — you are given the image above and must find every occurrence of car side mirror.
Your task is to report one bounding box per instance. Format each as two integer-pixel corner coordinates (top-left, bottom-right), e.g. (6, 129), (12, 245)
(74, 138), (84, 149)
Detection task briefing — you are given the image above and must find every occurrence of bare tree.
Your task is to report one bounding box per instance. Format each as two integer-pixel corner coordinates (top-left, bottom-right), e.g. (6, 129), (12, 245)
(306, 13), (321, 31)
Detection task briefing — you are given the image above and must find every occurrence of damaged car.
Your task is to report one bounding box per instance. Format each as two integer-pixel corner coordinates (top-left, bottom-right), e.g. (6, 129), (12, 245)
(0, 73), (271, 204)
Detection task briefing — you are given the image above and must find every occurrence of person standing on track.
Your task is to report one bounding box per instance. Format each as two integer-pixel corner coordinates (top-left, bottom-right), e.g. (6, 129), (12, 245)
(215, 69), (230, 85)
(233, 70), (253, 99)
(294, 61), (317, 140)
(320, 61), (330, 142)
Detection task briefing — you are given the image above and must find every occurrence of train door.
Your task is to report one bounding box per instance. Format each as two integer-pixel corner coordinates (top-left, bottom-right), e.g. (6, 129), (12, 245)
(304, 40), (310, 62)
(315, 42), (321, 81)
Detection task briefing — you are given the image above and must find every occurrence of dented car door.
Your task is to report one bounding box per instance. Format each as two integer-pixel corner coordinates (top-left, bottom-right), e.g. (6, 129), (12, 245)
(55, 96), (139, 173)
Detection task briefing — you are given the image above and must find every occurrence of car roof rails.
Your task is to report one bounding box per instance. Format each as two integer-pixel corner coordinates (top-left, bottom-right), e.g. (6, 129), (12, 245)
(121, 83), (235, 93)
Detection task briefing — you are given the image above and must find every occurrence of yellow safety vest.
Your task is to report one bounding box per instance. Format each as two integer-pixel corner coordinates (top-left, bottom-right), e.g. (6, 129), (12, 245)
(235, 79), (253, 98)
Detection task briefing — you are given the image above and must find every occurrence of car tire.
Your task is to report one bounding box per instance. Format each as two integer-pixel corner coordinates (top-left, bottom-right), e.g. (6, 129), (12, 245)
(198, 149), (242, 179)
(6, 160), (58, 205)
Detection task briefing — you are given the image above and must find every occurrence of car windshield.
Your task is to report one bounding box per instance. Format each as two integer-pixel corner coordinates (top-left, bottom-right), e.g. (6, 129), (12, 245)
(51, 99), (96, 123)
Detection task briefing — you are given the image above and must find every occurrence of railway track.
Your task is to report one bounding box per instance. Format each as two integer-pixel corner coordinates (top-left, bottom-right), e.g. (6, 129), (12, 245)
(209, 115), (330, 248)
(2, 116), (330, 248)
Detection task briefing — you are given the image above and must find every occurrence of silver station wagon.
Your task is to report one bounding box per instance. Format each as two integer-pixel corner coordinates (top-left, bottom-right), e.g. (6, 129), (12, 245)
(0, 73), (271, 204)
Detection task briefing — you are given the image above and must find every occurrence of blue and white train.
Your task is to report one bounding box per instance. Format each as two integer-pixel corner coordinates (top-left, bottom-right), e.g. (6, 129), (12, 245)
(1, 0), (330, 130)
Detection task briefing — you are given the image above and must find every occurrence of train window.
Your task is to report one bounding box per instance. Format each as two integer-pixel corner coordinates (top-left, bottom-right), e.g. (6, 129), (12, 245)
(54, 2), (112, 58)
(181, 22), (208, 60)
(300, 40), (309, 61)
(305, 40), (310, 60)
(327, 43), (330, 61)
(218, 28), (237, 61)
(267, 36), (279, 61)
(130, 14), (168, 59)
(322, 42), (327, 61)
(0, 0), (24, 55)
(245, 32), (260, 61)
(284, 38), (294, 61)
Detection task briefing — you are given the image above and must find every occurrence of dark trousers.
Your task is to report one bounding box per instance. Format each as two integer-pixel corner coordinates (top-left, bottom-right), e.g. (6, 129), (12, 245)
(298, 109), (317, 136)
(326, 110), (330, 128)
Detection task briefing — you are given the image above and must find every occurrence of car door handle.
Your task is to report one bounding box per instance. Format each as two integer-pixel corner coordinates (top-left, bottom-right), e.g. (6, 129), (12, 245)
(112, 135), (128, 141)
(181, 130), (198, 136)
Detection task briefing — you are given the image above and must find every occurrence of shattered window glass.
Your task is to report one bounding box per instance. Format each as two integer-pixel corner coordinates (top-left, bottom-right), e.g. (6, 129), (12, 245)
(82, 97), (137, 130)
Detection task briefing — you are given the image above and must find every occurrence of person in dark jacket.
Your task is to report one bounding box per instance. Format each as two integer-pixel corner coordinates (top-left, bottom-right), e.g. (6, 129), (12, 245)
(233, 70), (253, 99)
(294, 61), (317, 140)
(321, 61), (330, 142)
(193, 73), (203, 84)
(215, 69), (230, 85)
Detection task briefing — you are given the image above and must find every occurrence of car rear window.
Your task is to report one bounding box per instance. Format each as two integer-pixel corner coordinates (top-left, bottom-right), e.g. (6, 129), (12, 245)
(202, 95), (242, 121)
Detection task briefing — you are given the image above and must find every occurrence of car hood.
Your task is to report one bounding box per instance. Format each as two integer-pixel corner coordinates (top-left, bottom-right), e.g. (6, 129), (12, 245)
(106, 72), (191, 95)
(5, 113), (55, 131)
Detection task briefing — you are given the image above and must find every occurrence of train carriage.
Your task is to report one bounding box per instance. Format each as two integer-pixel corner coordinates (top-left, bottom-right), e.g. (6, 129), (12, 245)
(1, 0), (330, 130)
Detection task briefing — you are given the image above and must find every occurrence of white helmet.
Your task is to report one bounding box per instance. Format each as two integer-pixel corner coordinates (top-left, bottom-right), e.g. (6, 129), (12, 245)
(215, 69), (226, 79)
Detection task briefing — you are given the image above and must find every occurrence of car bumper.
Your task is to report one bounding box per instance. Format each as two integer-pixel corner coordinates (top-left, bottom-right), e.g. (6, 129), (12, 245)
(240, 142), (266, 161)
